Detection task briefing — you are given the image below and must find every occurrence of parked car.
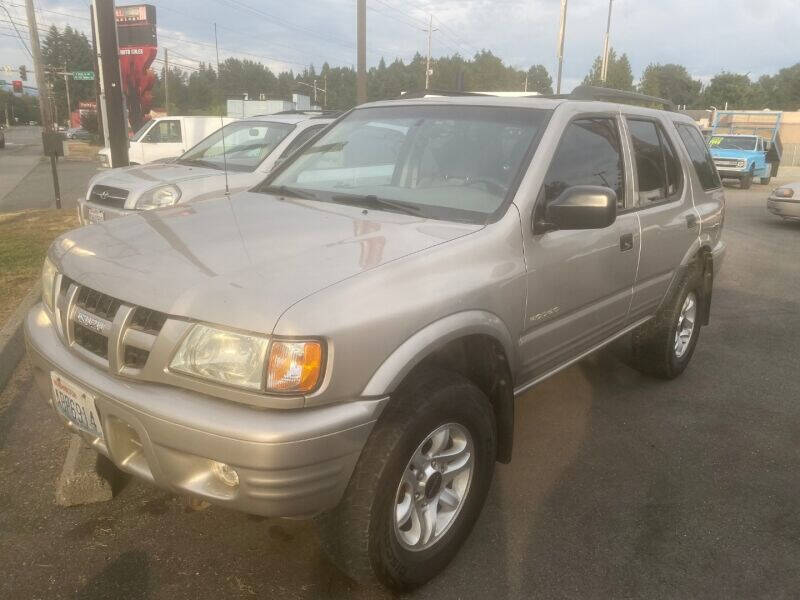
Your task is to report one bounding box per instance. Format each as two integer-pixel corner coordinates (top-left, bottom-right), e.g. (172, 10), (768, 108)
(67, 128), (92, 141)
(767, 183), (800, 221)
(78, 112), (334, 224)
(97, 116), (237, 167)
(26, 90), (725, 590)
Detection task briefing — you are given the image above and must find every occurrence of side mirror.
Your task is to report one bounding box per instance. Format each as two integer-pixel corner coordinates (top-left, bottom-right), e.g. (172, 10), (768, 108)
(536, 185), (617, 233)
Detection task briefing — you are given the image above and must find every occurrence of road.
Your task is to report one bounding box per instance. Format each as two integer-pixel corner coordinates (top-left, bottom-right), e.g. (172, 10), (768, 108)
(1, 182), (799, 599)
(0, 125), (99, 213)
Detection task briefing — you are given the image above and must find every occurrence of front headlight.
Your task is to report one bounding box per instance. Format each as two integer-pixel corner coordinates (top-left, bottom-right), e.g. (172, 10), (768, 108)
(136, 184), (181, 210)
(41, 256), (57, 312)
(737, 160), (746, 168)
(170, 324), (269, 390)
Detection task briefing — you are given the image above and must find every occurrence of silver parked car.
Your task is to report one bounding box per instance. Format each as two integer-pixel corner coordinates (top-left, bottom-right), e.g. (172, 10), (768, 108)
(26, 89), (725, 590)
(77, 112), (334, 225)
(767, 182), (800, 221)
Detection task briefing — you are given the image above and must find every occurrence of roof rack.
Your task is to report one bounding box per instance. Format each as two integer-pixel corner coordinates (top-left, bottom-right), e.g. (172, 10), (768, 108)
(271, 109), (341, 116)
(396, 89), (490, 99)
(547, 85), (675, 111)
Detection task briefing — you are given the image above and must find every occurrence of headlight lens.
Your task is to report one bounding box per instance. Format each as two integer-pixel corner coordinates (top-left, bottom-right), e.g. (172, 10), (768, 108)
(267, 340), (323, 393)
(41, 256), (57, 312)
(170, 325), (269, 390)
(773, 187), (794, 198)
(136, 184), (181, 210)
(737, 160), (745, 168)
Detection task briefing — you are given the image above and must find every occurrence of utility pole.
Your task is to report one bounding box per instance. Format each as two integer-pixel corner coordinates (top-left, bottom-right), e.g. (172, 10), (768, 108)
(60, 61), (72, 124)
(556, 0), (568, 94)
(356, 0), (366, 104)
(164, 48), (169, 115)
(524, 74), (528, 92)
(24, 0), (53, 131)
(600, 0), (613, 83)
(424, 15), (438, 91)
(323, 74), (327, 109)
(25, 0), (61, 207)
(92, 0), (129, 168)
(89, 4), (104, 140)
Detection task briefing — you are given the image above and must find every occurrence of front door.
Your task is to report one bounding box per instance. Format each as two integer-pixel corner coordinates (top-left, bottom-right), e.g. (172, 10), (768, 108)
(519, 114), (640, 381)
(140, 119), (184, 163)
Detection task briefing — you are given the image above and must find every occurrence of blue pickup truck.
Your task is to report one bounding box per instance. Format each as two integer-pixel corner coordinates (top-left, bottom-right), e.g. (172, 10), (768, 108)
(708, 111), (782, 189)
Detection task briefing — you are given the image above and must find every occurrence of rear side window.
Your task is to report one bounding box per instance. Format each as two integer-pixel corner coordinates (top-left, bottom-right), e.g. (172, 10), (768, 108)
(676, 123), (722, 191)
(542, 117), (625, 209)
(627, 118), (682, 206)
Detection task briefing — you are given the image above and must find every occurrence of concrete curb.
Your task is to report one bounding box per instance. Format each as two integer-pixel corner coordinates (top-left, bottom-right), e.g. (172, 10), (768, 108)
(0, 282), (41, 392)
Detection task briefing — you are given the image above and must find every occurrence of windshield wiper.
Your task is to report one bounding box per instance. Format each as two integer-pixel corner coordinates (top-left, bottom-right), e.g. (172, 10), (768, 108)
(177, 158), (218, 169)
(260, 185), (318, 200)
(330, 193), (422, 217)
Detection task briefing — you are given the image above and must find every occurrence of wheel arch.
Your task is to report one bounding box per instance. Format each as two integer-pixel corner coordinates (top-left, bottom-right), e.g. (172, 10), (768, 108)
(362, 311), (517, 463)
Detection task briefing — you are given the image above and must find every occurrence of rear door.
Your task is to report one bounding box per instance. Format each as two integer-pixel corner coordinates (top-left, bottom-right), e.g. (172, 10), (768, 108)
(140, 119), (184, 162)
(624, 115), (698, 322)
(518, 112), (640, 380)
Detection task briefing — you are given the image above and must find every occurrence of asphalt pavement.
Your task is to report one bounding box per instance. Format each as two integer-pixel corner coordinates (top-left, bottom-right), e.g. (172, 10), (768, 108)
(0, 181), (799, 599)
(0, 125), (100, 213)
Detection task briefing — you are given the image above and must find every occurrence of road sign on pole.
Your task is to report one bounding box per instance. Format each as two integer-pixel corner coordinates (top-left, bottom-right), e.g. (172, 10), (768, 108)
(72, 71), (95, 80)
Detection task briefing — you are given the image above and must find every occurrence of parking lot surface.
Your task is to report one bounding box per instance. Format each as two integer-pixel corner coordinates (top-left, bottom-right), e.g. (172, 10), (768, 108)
(1, 182), (798, 599)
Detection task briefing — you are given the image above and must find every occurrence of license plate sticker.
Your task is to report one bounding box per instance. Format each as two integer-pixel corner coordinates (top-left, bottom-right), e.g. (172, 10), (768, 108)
(50, 372), (104, 439)
(87, 207), (105, 223)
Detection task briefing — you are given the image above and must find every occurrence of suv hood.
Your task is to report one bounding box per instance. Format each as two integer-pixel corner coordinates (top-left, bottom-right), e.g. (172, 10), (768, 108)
(55, 192), (480, 334)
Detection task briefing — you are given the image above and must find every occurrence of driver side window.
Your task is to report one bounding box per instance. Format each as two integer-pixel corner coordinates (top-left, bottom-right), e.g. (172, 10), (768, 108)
(542, 117), (625, 209)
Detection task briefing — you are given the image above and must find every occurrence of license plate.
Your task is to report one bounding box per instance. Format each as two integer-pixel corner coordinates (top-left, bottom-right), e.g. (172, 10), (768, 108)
(87, 207), (105, 223)
(50, 372), (104, 439)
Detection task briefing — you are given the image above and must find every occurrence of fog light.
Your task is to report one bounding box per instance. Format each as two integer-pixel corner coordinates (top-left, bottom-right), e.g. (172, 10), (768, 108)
(211, 461), (239, 487)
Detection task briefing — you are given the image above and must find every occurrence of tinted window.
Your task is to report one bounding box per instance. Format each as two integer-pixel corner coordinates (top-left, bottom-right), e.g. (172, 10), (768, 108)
(542, 117), (624, 208)
(628, 119), (667, 204)
(676, 124), (722, 191)
(661, 127), (682, 197)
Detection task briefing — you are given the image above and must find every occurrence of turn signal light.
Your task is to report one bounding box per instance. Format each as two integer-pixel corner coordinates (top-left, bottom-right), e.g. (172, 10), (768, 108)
(266, 340), (323, 393)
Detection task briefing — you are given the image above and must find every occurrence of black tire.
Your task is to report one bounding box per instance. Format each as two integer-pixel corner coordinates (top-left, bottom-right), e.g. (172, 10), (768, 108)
(318, 368), (496, 591)
(630, 270), (703, 379)
(760, 175), (771, 185)
(740, 169), (753, 189)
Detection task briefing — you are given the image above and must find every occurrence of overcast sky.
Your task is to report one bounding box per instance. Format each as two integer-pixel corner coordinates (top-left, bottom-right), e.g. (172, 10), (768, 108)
(2, 0), (799, 94)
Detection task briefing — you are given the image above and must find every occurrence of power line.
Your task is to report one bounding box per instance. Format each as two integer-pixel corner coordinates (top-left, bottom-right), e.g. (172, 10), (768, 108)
(0, 1), (32, 57)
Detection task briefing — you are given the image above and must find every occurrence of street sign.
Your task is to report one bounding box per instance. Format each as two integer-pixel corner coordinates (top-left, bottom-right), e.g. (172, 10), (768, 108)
(72, 71), (95, 81)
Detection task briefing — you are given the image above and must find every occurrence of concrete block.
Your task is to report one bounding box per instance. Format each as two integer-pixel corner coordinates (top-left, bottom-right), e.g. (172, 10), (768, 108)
(55, 433), (114, 506)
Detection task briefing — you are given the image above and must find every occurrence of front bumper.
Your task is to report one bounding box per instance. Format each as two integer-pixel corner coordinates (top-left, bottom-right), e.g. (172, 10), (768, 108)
(767, 198), (800, 220)
(77, 199), (131, 225)
(715, 168), (747, 179)
(25, 304), (386, 517)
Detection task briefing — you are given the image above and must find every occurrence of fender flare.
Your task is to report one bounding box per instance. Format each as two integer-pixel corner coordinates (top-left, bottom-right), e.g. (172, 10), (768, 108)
(361, 310), (517, 397)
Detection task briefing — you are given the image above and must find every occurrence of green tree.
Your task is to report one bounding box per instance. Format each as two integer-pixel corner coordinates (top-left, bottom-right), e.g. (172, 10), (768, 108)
(583, 48), (634, 91)
(41, 25), (94, 125)
(525, 64), (553, 94)
(639, 63), (702, 107)
(756, 63), (800, 110)
(702, 72), (759, 109)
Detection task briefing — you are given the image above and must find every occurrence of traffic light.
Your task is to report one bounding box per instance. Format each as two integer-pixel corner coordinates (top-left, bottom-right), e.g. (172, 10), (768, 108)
(19, 65), (27, 81)
(12, 80), (22, 93)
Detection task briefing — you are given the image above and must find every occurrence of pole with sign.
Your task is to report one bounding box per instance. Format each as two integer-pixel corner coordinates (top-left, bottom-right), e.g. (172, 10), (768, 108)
(72, 71), (95, 80)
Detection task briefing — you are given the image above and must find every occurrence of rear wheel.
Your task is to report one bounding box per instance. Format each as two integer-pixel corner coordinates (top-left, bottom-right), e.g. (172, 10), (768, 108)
(318, 368), (496, 591)
(630, 270), (703, 379)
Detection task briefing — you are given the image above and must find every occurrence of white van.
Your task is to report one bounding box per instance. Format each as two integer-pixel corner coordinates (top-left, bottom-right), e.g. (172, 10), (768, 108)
(98, 116), (236, 167)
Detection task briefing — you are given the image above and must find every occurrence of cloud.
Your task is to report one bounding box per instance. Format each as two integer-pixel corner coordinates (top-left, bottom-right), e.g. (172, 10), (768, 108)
(2, 0), (799, 92)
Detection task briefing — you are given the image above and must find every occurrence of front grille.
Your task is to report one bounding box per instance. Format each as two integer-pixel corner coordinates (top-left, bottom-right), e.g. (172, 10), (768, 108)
(74, 322), (109, 359)
(89, 184), (129, 209)
(57, 280), (169, 372)
(714, 159), (740, 168)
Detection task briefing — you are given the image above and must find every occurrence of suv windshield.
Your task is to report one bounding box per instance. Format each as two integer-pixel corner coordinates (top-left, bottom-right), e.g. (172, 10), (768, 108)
(178, 120), (295, 172)
(263, 105), (550, 223)
(708, 135), (758, 150)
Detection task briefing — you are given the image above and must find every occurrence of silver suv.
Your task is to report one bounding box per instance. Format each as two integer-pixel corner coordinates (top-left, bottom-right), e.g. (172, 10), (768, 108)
(26, 89), (725, 590)
(77, 112), (334, 225)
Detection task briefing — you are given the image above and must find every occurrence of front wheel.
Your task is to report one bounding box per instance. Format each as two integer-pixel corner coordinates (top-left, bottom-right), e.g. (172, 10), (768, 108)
(740, 169), (753, 189)
(318, 368), (496, 591)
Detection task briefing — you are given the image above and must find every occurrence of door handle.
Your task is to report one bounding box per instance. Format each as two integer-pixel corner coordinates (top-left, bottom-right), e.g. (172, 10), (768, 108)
(619, 233), (634, 252)
(686, 214), (698, 229)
